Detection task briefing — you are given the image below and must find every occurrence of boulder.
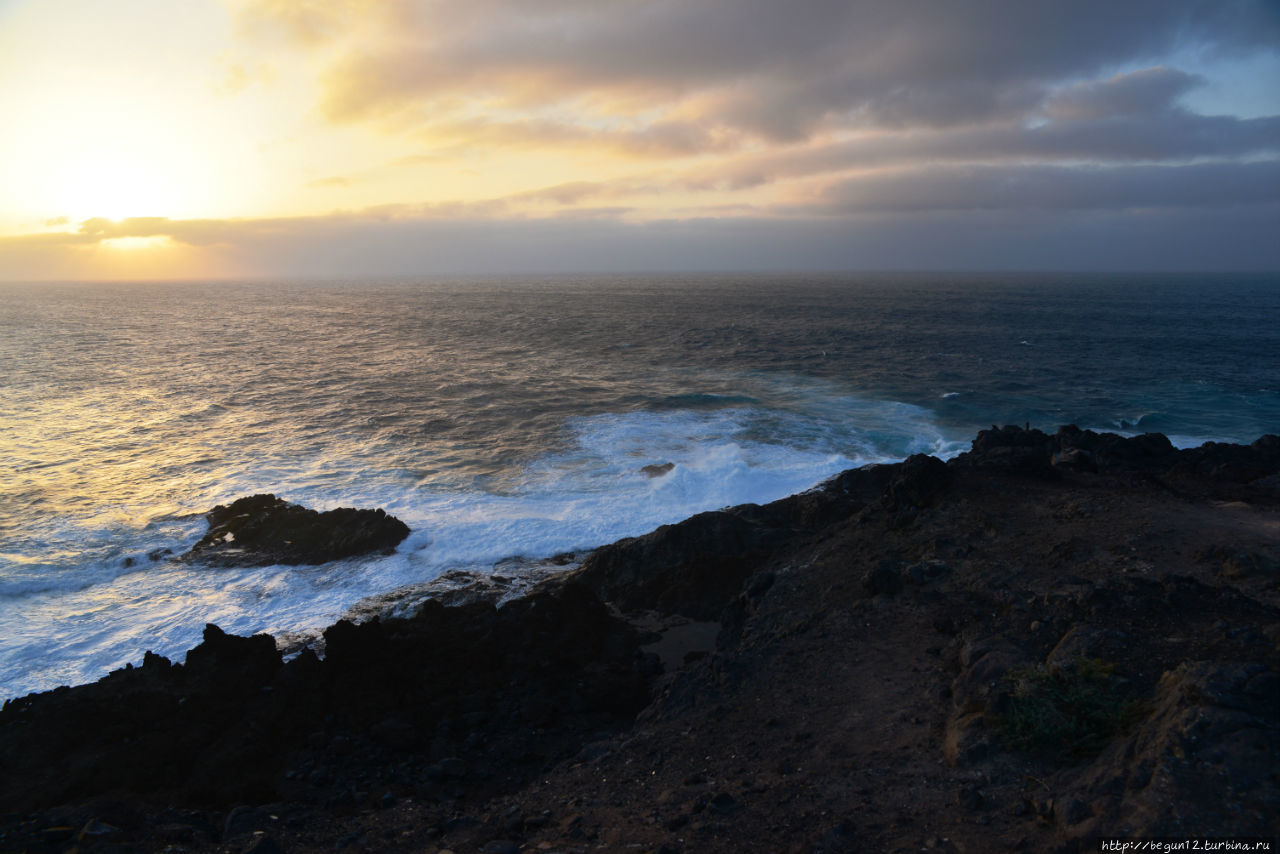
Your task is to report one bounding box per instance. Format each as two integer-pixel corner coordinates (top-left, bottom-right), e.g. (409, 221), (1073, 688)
(886, 453), (953, 508)
(1175, 435), (1280, 483)
(184, 494), (410, 567)
(953, 425), (1057, 477)
(184, 623), (281, 690)
(1055, 426), (1176, 473)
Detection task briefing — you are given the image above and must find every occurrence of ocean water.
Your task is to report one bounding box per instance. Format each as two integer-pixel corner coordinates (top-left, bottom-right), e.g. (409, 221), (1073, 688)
(1, 272), (1277, 699)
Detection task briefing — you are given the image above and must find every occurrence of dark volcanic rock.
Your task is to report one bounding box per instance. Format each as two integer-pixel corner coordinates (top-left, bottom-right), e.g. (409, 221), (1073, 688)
(184, 494), (410, 567)
(863, 560), (906, 597)
(886, 453), (954, 509)
(955, 425), (1280, 491)
(1055, 425), (1177, 473)
(955, 424), (1057, 477)
(571, 507), (795, 620)
(958, 423), (1172, 477)
(571, 459), (953, 618)
(0, 583), (646, 815)
(767, 462), (899, 529)
(185, 623), (282, 691)
(1057, 660), (1280, 840)
(1176, 434), (1280, 483)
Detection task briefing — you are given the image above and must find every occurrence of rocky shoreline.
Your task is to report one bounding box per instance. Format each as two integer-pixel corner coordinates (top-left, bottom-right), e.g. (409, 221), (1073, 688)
(2, 426), (1278, 853)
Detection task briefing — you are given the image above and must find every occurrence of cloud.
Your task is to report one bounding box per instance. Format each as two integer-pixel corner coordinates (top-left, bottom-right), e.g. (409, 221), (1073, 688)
(5, 155), (1274, 266)
(507, 181), (610, 206)
(7, 2), (1279, 278)
(239, 0), (1280, 143)
(306, 176), (351, 188)
(218, 59), (276, 94)
(805, 160), (1280, 214)
(226, 1), (1280, 223)
(232, 0), (405, 47)
(416, 116), (736, 159)
(5, 202), (1280, 279)
(73, 216), (244, 245)
(682, 107), (1280, 192)
(1045, 66), (1202, 120)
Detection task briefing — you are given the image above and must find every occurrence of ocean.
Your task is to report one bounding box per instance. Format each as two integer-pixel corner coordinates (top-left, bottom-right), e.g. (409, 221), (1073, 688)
(1, 272), (1277, 700)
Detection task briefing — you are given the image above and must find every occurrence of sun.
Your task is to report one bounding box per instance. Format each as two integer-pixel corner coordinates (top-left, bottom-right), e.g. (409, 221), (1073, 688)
(47, 146), (185, 223)
(0, 60), (246, 228)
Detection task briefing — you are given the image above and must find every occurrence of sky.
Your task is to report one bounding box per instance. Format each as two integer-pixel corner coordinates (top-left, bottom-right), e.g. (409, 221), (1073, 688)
(0, 0), (1278, 279)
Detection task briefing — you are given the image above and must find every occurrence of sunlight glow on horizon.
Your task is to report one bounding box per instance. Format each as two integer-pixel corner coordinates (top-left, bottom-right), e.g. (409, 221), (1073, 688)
(100, 236), (174, 252)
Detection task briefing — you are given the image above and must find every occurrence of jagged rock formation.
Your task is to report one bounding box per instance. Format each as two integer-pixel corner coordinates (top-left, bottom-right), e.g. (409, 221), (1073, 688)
(0, 583), (646, 818)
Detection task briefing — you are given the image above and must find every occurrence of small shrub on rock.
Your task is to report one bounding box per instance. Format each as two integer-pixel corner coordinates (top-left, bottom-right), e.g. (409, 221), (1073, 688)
(997, 658), (1144, 759)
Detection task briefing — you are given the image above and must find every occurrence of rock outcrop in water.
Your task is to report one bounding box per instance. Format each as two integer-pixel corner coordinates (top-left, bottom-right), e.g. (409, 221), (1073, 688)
(2, 426), (1278, 853)
(183, 494), (410, 567)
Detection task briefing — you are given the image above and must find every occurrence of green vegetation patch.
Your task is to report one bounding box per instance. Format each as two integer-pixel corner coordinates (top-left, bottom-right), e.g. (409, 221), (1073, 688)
(997, 658), (1145, 759)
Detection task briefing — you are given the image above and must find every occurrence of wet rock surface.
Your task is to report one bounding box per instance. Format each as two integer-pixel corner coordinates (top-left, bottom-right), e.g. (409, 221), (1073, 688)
(3, 426), (1279, 853)
(184, 493), (410, 567)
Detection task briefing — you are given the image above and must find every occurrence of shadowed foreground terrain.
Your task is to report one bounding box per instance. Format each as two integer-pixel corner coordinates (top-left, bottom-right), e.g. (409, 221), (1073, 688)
(2, 426), (1278, 853)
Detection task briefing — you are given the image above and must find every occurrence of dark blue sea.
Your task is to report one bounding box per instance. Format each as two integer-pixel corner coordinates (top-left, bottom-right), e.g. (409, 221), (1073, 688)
(1, 272), (1277, 698)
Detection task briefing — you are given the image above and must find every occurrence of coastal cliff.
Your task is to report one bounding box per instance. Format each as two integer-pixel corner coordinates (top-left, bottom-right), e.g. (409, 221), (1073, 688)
(2, 426), (1278, 853)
